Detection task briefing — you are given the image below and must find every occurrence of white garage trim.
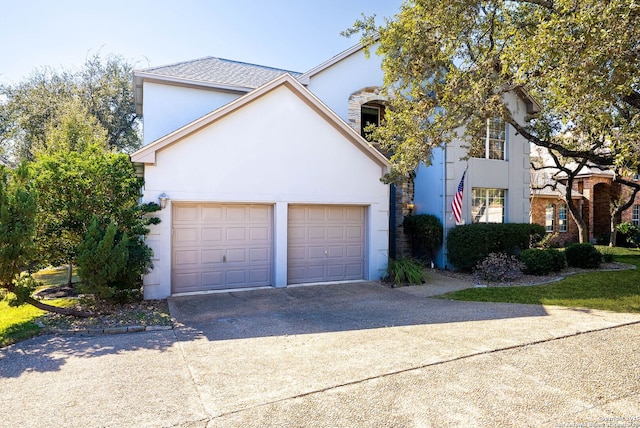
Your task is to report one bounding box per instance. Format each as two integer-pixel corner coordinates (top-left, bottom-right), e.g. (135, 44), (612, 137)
(172, 203), (273, 293)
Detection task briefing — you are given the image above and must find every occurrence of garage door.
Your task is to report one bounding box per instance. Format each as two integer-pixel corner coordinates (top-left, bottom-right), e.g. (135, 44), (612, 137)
(288, 205), (365, 284)
(172, 203), (272, 293)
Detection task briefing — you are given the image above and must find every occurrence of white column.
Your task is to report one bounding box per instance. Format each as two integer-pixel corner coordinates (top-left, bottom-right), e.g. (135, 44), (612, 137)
(273, 201), (288, 287)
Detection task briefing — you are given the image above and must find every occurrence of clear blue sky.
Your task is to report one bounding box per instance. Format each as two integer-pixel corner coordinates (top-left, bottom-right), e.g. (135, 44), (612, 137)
(1, 0), (403, 85)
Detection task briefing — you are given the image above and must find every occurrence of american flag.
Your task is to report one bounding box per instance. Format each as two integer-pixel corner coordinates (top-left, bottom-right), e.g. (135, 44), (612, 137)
(451, 170), (466, 224)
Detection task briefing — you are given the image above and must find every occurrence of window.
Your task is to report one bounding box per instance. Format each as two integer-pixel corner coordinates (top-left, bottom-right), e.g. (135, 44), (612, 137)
(633, 204), (640, 227)
(469, 118), (507, 160)
(361, 105), (381, 141)
(471, 188), (505, 223)
(558, 204), (568, 232)
(545, 204), (555, 232)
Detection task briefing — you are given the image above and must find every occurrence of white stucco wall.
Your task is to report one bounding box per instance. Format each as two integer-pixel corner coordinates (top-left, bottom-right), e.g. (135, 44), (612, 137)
(141, 84), (389, 299)
(142, 81), (243, 145)
(305, 47), (384, 121)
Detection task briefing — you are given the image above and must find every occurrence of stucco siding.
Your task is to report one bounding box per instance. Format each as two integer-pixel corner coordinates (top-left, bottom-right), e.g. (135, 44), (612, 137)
(142, 81), (243, 145)
(305, 48), (384, 121)
(141, 85), (389, 299)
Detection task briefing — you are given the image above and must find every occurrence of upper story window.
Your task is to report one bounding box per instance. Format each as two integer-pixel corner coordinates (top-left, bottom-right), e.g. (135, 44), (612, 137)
(633, 204), (640, 227)
(469, 118), (507, 160)
(361, 102), (385, 142)
(558, 203), (568, 232)
(471, 188), (505, 223)
(545, 203), (555, 232)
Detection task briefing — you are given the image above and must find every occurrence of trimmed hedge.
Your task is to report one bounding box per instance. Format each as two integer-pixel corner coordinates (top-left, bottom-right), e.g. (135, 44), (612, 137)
(519, 248), (566, 275)
(564, 243), (601, 269)
(447, 223), (546, 271)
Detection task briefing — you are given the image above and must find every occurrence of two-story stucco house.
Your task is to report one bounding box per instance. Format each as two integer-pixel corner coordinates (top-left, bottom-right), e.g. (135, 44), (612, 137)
(131, 42), (537, 299)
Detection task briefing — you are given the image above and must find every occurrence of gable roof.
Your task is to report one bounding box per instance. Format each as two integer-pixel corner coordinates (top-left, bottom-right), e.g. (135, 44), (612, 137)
(133, 57), (301, 115)
(130, 73), (390, 171)
(297, 42), (365, 85)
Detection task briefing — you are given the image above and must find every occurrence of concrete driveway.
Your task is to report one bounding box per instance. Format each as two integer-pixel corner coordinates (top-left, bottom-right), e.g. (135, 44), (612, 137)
(1, 277), (640, 427)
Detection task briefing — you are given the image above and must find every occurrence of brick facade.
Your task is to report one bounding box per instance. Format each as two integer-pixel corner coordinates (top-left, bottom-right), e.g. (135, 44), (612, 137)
(531, 173), (640, 245)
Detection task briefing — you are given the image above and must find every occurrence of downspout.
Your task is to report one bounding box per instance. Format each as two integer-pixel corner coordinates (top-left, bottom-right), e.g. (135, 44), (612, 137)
(442, 146), (447, 269)
(389, 183), (396, 259)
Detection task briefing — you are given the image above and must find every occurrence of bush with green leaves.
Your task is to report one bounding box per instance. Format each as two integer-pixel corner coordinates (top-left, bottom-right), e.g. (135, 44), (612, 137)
(386, 258), (427, 286)
(447, 223), (546, 271)
(519, 249), (553, 275)
(547, 248), (567, 272)
(403, 214), (443, 261)
(564, 243), (602, 269)
(77, 217), (129, 299)
(519, 248), (567, 275)
(473, 252), (524, 283)
(616, 222), (640, 248)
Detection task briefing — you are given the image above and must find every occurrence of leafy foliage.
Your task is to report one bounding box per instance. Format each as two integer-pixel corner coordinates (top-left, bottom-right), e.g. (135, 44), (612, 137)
(519, 248), (565, 276)
(0, 53), (140, 161)
(402, 214), (443, 260)
(0, 164), (36, 293)
(347, 1), (640, 179)
(31, 141), (157, 281)
(564, 243), (602, 269)
(473, 253), (524, 283)
(615, 221), (640, 248)
(447, 223), (546, 271)
(386, 258), (427, 286)
(77, 217), (129, 299)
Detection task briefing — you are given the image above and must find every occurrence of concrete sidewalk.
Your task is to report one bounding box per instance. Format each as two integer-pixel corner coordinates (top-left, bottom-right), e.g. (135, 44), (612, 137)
(1, 279), (639, 427)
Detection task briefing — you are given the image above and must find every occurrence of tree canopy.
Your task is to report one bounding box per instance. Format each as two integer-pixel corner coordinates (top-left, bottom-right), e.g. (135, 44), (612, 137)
(348, 0), (640, 176)
(0, 53), (140, 161)
(348, 0), (640, 242)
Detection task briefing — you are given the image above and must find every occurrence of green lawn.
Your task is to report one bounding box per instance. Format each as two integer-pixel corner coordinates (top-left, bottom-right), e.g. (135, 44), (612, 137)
(0, 298), (75, 347)
(1, 267), (77, 347)
(438, 246), (640, 313)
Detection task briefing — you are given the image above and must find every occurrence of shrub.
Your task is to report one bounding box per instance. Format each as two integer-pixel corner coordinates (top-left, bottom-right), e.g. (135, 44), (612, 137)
(386, 258), (427, 286)
(77, 216), (129, 299)
(473, 252), (524, 283)
(519, 249), (554, 275)
(547, 248), (567, 272)
(616, 222), (640, 248)
(564, 243), (602, 269)
(403, 214), (443, 261)
(447, 223), (546, 271)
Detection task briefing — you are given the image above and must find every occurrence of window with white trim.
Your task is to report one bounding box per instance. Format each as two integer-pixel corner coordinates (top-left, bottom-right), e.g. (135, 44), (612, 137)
(545, 204), (555, 232)
(633, 204), (640, 227)
(471, 188), (505, 223)
(558, 203), (568, 232)
(469, 118), (507, 160)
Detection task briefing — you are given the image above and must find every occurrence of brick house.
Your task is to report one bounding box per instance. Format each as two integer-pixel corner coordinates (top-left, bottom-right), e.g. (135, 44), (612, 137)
(530, 166), (640, 245)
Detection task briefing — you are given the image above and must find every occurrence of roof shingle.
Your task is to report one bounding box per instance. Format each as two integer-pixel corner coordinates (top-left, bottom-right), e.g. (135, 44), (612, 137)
(139, 57), (301, 89)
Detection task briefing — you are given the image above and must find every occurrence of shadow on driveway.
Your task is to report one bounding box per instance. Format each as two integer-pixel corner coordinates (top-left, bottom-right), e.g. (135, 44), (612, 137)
(168, 281), (549, 342)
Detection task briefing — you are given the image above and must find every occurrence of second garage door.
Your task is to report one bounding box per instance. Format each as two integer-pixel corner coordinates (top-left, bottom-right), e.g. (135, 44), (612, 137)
(172, 203), (272, 293)
(288, 205), (365, 284)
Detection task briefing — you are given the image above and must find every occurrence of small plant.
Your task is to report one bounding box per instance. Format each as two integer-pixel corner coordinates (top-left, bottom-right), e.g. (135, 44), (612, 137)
(386, 258), (427, 286)
(564, 243), (602, 269)
(519, 249), (554, 275)
(473, 252), (524, 283)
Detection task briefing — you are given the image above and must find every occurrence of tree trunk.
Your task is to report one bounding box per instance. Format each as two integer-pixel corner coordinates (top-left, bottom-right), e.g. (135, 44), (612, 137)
(5, 282), (91, 318)
(67, 263), (73, 287)
(24, 295), (92, 318)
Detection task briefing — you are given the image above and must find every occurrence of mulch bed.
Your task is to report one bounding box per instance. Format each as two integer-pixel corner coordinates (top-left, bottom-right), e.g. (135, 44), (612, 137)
(34, 286), (172, 331)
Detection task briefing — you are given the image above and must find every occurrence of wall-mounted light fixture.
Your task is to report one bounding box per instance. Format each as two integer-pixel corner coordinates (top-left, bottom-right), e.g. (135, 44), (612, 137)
(404, 202), (415, 213)
(158, 192), (169, 209)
